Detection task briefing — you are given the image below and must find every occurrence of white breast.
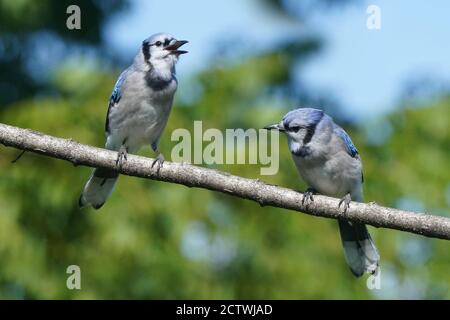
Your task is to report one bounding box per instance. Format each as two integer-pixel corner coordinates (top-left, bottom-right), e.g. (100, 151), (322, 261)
(292, 151), (363, 200)
(107, 74), (177, 152)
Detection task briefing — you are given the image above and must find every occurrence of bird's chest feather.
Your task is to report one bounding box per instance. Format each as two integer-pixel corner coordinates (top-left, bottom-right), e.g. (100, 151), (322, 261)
(108, 78), (177, 149)
(292, 150), (361, 198)
(137, 83), (176, 128)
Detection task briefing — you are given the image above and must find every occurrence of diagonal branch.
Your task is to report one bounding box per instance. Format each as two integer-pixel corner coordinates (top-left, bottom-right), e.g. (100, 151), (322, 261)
(0, 122), (449, 240)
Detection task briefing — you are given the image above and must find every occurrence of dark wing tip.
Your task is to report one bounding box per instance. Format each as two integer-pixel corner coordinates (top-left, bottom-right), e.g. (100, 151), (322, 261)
(78, 194), (85, 208)
(93, 202), (105, 210)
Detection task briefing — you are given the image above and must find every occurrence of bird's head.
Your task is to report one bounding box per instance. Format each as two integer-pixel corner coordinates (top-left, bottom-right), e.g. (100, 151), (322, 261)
(264, 108), (325, 149)
(141, 33), (188, 69)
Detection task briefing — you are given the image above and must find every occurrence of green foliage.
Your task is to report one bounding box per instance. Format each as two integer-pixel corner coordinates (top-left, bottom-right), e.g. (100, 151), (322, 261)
(0, 0), (128, 106)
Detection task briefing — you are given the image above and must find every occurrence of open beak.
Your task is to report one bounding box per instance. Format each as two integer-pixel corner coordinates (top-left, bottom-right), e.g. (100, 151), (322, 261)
(263, 123), (285, 132)
(166, 40), (188, 55)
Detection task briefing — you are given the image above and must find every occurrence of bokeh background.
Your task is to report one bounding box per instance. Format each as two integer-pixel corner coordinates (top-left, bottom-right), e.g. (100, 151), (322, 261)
(0, 0), (449, 299)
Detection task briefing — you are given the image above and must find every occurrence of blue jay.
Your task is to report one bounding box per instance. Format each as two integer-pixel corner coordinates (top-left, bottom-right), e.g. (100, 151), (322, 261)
(79, 33), (188, 209)
(265, 108), (379, 277)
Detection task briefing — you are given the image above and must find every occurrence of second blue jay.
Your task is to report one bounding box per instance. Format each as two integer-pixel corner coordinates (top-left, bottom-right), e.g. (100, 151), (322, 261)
(79, 33), (188, 209)
(265, 107), (379, 277)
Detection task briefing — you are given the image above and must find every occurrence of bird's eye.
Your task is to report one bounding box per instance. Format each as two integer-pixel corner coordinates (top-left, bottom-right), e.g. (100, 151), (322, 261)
(290, 126), (301, 133)
(155, 41), (162, 46)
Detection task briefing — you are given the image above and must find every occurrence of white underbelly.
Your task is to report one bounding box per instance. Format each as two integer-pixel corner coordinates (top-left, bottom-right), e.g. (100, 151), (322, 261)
(293, 156), (351, 198)
(108, 99), (172, 151)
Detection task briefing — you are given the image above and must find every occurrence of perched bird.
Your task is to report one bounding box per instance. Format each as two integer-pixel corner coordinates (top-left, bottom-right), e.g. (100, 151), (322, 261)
(265, 108), (379, 277)
(79, 33), (188, 209)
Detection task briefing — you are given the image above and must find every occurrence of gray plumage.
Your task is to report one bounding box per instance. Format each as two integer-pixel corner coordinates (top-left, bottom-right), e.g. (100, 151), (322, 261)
(265, 107), (379, 277)
(79, 33), (188, 209)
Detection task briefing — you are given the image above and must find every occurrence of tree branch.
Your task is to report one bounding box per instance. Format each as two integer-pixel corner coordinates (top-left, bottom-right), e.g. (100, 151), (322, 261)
(1, 122), (449, 240)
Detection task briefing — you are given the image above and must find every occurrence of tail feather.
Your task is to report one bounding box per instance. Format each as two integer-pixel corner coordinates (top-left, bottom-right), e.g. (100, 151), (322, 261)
(338, 220), (380, 277)
(79, 168), (118, 209)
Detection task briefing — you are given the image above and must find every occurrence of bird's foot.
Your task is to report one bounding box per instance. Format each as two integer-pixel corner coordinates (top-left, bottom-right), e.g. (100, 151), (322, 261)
(116, 145), (128, 169)
(338, 193), (352, 215)
(302, 188), (316, 206)
(152, 153), (165, 173)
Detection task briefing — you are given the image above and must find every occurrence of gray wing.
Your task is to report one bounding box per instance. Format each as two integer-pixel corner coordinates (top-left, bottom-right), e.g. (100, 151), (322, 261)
(334, 126), (359, 158)
(334, 125), (364, 183)
(105, 69), (128, 134)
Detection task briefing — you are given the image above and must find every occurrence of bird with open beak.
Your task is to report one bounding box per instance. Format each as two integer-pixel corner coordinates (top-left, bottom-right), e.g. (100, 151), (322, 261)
(79, 33), (188, 209)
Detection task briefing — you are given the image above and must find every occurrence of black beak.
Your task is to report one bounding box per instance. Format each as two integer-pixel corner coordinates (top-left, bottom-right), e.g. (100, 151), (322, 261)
(264, 123), (285, 132)
(166, 40), (188, 55)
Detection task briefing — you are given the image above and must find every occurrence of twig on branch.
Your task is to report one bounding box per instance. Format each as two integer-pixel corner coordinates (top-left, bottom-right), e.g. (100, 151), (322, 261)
(11, 149), (26, 163)
(0, 122), (449, 240)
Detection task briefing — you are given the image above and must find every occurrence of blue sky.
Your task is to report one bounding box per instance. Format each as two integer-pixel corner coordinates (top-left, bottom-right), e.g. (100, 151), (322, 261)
(105, 0), (450, 120)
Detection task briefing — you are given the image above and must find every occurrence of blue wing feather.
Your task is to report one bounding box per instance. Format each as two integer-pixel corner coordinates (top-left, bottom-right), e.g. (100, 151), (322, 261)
(105, 70), (128, 133)
(335, 127), (358, 158)
(335, 126), (363, 182)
